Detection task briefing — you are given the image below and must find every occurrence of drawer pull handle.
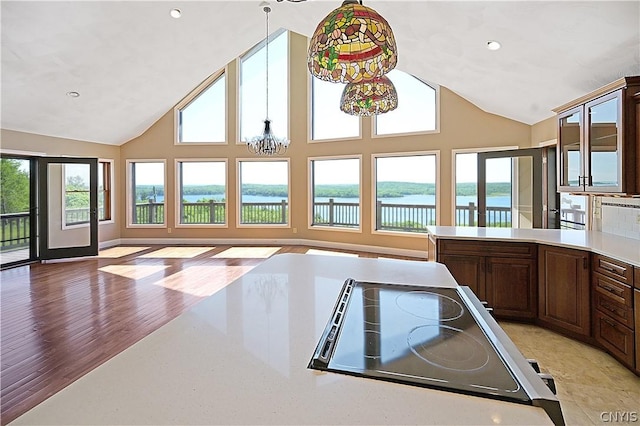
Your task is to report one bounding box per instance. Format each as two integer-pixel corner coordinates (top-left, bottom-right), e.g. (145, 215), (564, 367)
(601, 303), (618, 314)
(600, 285), (620, 295)
(600, 260), (626, 275)
(603, 317), (617, 328)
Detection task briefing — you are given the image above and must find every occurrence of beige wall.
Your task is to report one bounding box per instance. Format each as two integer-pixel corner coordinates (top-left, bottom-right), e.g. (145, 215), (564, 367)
(119, 32), (532, 252)
(531, 116), (557, 146)
(0, 129), (121, 243)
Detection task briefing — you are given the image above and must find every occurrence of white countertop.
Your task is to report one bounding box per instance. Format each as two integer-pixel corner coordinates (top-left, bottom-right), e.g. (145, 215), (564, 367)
(11, 254), (552, 425)
(427, 226), (640, 267)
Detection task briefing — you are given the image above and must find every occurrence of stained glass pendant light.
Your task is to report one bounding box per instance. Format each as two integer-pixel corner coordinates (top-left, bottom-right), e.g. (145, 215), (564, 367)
(339, 75), (398, 116)
(307, 0), (397, 84)
(247, 4), (289, 156)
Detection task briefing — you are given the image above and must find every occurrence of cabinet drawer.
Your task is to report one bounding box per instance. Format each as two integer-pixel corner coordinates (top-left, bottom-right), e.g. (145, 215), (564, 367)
(593, 254), (633, 285)
(593, 292), (634, 329)
(439, 240), (535, 258)
(593, 272), (633, 307)
(594, 310), (635, 368)
(635, 267), (639, 290)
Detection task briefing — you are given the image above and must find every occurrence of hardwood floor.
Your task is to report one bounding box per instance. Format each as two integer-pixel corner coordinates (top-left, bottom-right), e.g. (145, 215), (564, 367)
(0, 245), (407, 425)
(1, 245), (638, 425)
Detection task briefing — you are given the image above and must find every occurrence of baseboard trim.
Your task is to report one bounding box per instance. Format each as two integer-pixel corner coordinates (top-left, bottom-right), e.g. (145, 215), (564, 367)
(116, 237), (427, 259)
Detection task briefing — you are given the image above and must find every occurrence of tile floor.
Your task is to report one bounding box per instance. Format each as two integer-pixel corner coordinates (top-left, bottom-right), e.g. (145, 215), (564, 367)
(500, 322), (640, 425)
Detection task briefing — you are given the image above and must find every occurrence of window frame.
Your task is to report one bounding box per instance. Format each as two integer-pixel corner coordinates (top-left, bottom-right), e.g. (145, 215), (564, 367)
(175, 158), (228, 229)
(61, 163), (91, 229)
(237, 29), (290, 145)
(126, 159), (167, 228)
(307, 155), (362, 233)
(307, 74), (362, 143)
(98, 159), (114, 224)
(371, 151), (440, 237)
(174, 67), (228, 145)
(451, 146), (518, 226)
(371, 72), (440, 138)
(236, 157), (291, 229)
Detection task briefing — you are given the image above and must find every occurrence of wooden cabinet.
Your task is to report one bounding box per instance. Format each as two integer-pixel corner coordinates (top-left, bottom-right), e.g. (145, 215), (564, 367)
(538, 245), (591, 337)
(592, 255), (635, 369)
(634, 267), (639, 375)
(555, 76), (640, 194)
(635, 287), (640, 375)
(436, 240), (536, 320)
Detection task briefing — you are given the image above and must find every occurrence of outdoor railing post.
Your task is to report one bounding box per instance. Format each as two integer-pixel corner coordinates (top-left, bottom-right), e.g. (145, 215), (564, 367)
(149, 199), (155, 224)
(468, 202), (476, 226)
(329, 198), (334, 225)
(281, 200), (287, 224)
(209, 200), (216, 224)
(376, 200), (383, 230)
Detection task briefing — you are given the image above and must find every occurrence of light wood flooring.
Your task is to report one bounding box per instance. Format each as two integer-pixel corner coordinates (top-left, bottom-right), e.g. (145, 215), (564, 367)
(1, 245), (638, 425)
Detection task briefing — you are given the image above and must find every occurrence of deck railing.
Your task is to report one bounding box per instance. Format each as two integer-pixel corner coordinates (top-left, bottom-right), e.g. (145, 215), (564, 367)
(0, 201), (516, 252)
(0, 212), (30, 249)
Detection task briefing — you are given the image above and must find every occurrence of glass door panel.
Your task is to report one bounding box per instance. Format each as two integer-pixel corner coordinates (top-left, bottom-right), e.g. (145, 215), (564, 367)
(38, 158), (98, 260)
(0, 157), (36, 266)
(587, 92), (621, 188)
(558, 108), (582, 188)
(478, 149), (542, 228)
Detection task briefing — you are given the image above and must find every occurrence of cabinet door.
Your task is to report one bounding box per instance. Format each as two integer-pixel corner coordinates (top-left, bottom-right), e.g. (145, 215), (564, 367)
(538, 246), (590, 336)
(557, 106), (583, 191)
(486, 257), (537, 320)
(585, 91), (622, 192)
(439, 254), (485, 300)
(635, 289), (640, 375)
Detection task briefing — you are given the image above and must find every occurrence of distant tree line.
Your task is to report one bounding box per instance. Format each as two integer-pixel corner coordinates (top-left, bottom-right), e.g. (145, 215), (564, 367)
(134, 181), (512, 202)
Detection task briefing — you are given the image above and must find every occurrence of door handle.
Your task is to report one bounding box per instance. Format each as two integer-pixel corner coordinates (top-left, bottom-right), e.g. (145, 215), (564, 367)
(549, 209), (559, 213)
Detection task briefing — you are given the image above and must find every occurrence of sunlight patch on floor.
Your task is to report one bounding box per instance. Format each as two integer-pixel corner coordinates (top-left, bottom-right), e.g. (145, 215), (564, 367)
(152, 265), (256, 297)
(98, 246), (150, 258)
(140, 247), (214, 259)
(98, 264), (169, 280)
(305, 249), (358, 257)
(213, 247), (281, 259)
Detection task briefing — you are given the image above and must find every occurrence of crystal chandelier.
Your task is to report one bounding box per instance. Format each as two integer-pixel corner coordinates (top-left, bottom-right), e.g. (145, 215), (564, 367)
(307, 0), (397, 84)
(340, 75), (398, 116)
(246, 4), (289, 156)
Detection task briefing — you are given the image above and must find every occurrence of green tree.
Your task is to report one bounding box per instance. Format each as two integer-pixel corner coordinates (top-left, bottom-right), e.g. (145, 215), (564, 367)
(0, 159), (30, 214)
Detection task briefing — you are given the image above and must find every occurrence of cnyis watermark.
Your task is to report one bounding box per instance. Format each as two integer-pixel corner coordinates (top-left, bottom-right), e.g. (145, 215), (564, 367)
(600, 412), (639, 423)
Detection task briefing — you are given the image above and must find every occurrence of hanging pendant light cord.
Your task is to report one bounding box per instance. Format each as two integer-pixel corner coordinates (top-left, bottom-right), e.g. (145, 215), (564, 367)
(265, 6), (270, 120)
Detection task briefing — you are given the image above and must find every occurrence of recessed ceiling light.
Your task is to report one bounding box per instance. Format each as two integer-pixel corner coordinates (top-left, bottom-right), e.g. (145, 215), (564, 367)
(170, 8), (182, 18)
(486, 40), (501, 51)
(66, 91), (80, 98)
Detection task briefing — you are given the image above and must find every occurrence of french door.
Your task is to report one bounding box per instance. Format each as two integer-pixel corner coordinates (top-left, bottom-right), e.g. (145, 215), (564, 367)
(38, 157), (99, 260)
(477, 148), (543, 228)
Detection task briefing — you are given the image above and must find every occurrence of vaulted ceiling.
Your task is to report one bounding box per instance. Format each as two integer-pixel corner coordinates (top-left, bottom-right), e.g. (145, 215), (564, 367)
(1, 1), (639, 146)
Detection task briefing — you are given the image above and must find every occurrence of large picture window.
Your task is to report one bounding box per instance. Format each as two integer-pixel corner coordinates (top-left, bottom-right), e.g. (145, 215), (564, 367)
(310, 157), (361, 230)
(177, 160), (227, 226)
(374, 69), (438, 136)
(239, 30), (288, 143)
(238, 160), (289, 226)
(127, 160), (166, 226)
(310, 78), (360, 141)
(373, 153), (438, 233)
(176, 71), (226, 144)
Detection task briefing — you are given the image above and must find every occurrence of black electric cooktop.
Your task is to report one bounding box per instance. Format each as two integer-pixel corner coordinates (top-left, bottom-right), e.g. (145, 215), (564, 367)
(309, 279), (564, 425)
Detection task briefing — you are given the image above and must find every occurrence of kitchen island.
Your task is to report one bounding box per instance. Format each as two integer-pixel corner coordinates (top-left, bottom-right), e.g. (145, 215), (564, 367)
(10, 254), (554, 425)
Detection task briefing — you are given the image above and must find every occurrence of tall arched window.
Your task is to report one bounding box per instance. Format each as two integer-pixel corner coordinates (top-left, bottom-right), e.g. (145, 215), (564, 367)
(239, 30), (289, 143)
(374, 70), (438, 136)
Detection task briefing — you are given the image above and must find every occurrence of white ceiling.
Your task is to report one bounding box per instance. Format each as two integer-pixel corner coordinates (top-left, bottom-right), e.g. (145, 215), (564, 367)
(2, 1), (639, 146)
